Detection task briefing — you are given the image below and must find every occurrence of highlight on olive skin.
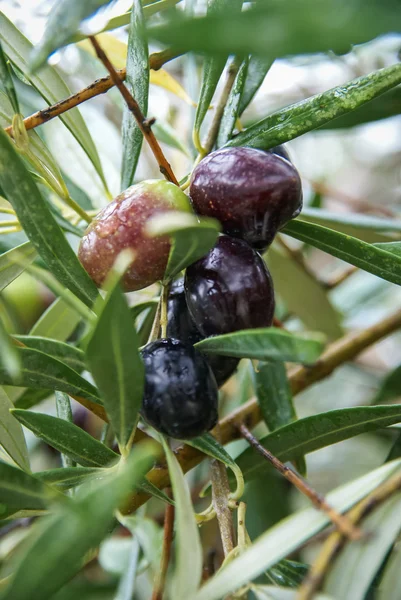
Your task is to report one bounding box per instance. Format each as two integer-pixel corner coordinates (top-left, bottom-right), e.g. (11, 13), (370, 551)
(78, 180), (192, 291)
(189, 146), (302, 250)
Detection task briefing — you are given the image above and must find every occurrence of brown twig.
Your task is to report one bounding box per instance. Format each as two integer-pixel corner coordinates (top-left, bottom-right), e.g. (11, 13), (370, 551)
(89, 36), (179, 185)
(324, 265), (358, 289)
(151, 488), (175, 600)
(297, 469), (401, 600)
(120, 306), (401, 513)
(4, 48), (179, 137)
(238, 423), (362, 541)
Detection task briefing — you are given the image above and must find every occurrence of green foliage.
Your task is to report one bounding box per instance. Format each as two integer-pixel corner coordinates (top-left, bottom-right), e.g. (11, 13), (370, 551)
(195, 328), (325, 362)
(86, 281), (144, 450)
(121, 0), (149, 189)
(146, 211), (220, 281)
(0, 3), (401, 599)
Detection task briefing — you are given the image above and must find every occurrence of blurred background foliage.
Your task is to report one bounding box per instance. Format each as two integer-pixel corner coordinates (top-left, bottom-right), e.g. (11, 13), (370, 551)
(0, 0), (401, 597)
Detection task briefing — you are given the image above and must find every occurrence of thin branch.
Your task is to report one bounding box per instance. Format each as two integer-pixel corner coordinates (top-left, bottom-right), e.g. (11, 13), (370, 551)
(89, 36), (179, 185)
(4, 48), (179, 136)
(211, 459), (236, 557)
(151, 489), (175, 600)
(238, 423), (362, 541)
(324, 265), (358, 289)
(297, 469), (401, 600)
(160, 282), (170, 339)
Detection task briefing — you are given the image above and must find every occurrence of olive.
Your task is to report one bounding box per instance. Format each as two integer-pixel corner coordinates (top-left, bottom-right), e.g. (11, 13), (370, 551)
(189, 147), (302, 250)
(141, 338), (218, 439)
(185, 235), (275, 337)
(78, 180), (192, 291)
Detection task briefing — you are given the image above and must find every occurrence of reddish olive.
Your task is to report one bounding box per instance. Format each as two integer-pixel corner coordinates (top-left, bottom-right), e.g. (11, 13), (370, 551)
(78, 180), (192, 291)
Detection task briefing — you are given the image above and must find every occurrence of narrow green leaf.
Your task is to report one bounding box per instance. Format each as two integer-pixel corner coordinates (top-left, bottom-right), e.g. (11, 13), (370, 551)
(150, 0), (400, 60)
(227, 64), (401, 151)
(0, 11), (108, 192)
(153, 120), (191, 157)
(73, 0), (183, 41)
(130, 299), (159, 322)
(0, 460), (53, 513)
(254, 361), (296, 431)
(115, 537), (140, 600)
(284, 219), (401, 287)
(266, 245), (343, 340)
(15, 336), (85, 373)
(30, 297), (81, 341)
(38, 467), (173, 504)
(146, 211), (220, 281)
(239, 56), (273, 115)
(195, 328), (324, 364)
(324, 494), (401, 600)
(0, 41), (19, 113)
(300, 207), (401, 244)
(12, 409), (118, 468)
(121, 0), (149, 190)
(0, 347), (100, 404)
(317, 86), (401, 130)
(377, 532), (401, 600)
(375, 241), (401, 257)
(0, 126), (98, 307)
(187, 433), (244, 499)
(162, 438), (202, 600)
(0, 242), (36, 292)
(13, 389), (52, 411)
(252, 587), (331, 600)
(265, 559), (309, 589)
(37, 467), (104, 490)
(0, 441), (157, 600)
(192, 460), (401, 600)
(30, 0), (114, 72)
(373, 364), (401, 404)
(192, 0), (233, 151)
(236, 405), (401, 482)
(56, 391), (76, 469)
(86, 283), (144, 449)
(0, 387), (29, 471)
(254, 361), (306, 475)
(0, 317), (21, 380)
(217, 55), (249, 147)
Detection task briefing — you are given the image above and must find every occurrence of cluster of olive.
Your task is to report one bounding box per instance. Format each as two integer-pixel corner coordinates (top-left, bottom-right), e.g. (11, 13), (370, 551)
(79, 146), (302, 439)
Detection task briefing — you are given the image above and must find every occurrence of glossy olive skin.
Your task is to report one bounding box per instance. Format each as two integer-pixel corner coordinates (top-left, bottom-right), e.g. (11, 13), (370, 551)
(78, 180), (192, 291)
(167, 278), (239, 386)
(185, 235), (275, 337)
(189, 147), (302, 249)
(140, 338), (218, 439)
(269, 144), (291, 162)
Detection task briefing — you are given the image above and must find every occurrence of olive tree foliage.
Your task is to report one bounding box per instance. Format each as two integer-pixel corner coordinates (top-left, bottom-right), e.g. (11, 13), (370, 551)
(0, 1), (400, 599)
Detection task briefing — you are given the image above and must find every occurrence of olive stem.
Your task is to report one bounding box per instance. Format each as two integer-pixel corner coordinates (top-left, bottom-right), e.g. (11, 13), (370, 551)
(160, 282), (170, 339)
(237, 423), (362, 541)
(89, 36), (179, 186)
(297, 469), (401, 600)
(201, 57), (242, 157)
(148, 295), (162, 343)
(210, 457), (236, 558)
(3, 48), (179, 137)
(151, 487), (175, 600)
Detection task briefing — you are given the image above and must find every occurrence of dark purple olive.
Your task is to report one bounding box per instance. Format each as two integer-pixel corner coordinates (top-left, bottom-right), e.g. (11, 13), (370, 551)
(78, 180), (192, 291)
(185, 235), (275, 337)
(140, 338), (218, 439)
(189, 147), (302, 249)
(167, 278), (239, 386)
